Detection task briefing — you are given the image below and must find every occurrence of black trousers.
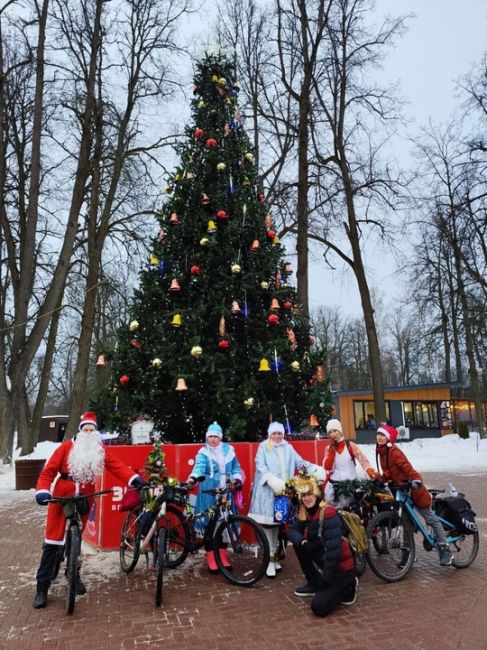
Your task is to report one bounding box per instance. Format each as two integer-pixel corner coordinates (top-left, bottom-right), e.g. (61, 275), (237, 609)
(294, 543), (356, 617)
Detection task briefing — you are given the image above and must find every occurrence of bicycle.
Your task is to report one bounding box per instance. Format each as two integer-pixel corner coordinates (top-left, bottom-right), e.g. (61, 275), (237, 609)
(365, 481), (480, 583)
(119, 481), (190, 607)
(48, 488), (113, 614)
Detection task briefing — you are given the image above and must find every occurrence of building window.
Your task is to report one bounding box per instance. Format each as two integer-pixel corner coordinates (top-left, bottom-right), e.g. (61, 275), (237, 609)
(353, 401), (389, 429)
(403, 401), (439, 428)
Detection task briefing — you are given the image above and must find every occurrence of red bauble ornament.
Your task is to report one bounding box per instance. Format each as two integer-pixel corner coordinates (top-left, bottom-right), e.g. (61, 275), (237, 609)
(267, 314), (280, 325)
(190, 265), (201, 275)
(129, 338), (143, 350)
(216, 209), (228, 219)
(257, 192), (266, 202)
(119, 374), (130, 386)
(195, 127), (204, 138)
(309, 337), (315, 346)
(206, 138), (217, 148)
(218, 339), (229, 350)
(267, 230), (276, 240)
(200, 193), (211, 206)
(283, 300), (292, 310)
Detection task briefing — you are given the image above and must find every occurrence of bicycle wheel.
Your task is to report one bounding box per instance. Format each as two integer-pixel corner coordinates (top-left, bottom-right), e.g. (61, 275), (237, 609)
(155, 528), (165, 607)
(165, 504), (190, 568)
(213, 515), (269, 587)
(66, 525), (81, 615)
(120, 508), (141, 573)
(450, 531), (480, 568)
(366, 511), (415, 583)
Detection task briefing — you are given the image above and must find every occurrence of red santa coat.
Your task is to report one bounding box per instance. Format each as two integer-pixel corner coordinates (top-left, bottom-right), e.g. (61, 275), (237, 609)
(36, 440), (139, 544)
(376, 444), (431, 509)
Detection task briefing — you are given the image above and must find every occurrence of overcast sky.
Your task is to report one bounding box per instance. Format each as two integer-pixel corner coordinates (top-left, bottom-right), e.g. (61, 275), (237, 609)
(308, 0), (487, 318)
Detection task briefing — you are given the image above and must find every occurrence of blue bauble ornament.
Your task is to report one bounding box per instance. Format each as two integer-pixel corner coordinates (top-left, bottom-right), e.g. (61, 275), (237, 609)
(271, 358), (283, 373)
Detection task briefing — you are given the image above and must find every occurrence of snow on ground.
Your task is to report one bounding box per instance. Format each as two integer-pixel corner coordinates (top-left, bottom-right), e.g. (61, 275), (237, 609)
(1, 433), (486, 499)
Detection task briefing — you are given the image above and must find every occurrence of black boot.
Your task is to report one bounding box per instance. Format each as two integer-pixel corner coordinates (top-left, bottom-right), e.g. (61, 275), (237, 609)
(33, 581), (50, 609)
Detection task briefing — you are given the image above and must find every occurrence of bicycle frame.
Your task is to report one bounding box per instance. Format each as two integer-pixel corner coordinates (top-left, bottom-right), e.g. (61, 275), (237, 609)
(393, 488), (464, 548)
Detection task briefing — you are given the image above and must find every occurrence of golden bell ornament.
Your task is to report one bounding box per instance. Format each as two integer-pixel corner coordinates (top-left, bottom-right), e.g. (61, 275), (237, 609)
(258, 358), (271, 372)
(190, 345), (203, 357)
(211, 74), (219, 82)
(218, 77), (227, 85)
(169, 212), (180, 225)
(171, 313), (182, 327)
(231, 301), (241, 314)
(242, 177), (251, 186)
(309, 414), (319, 427)
(129, 319), (139, 332)
(270, 298), (280, 311)
(96, 354), (107, 367)
(250, 239), (260, 252)
(290, 361), (301, 372)
(175, 377), (188, 391)
(207, 220), (217, 233)
(169, 278), (181, 292)
(152, 358), (163, 369)
(231, 263), (241, 274)
(315, 364), (325, 383)
(198, 100), (205, 108)
(272, 235), (281, 245)
(149, 254), (159, 265)
(186, 171), (194, 180)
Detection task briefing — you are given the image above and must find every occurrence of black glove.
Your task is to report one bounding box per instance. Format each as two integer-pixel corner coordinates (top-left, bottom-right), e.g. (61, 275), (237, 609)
(411, 480), (422, 490)
(132, 476), (147, 489)
(233, 479), (242, 490)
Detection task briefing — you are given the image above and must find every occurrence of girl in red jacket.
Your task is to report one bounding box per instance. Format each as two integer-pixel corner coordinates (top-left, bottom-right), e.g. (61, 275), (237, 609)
(376, 424), (453, 567)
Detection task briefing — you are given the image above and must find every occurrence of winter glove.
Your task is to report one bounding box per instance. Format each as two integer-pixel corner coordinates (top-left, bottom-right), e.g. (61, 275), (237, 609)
(366, 468), (379, 479)
(308, 464), (326, 482)
(36, 491), (51, 506)
(265, 474), (286, 495)
(131, 476), (147, 489)
(232, 479), (243, 490)
(411, 480), (422, 490)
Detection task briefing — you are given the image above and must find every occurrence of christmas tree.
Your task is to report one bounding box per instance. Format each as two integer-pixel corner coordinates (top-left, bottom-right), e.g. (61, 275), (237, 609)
(98, 51), (332, 442)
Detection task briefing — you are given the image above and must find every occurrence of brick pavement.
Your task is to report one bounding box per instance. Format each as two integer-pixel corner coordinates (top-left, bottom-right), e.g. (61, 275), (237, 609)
(1, 471), (486, 650)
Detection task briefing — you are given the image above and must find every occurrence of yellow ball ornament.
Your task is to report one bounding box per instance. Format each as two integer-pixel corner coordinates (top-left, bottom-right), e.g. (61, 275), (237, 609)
(260, 281), (269, 290)
(152, 358), (163, 369)
(290, 361), (301, 372)
(191, 345), (203, 358)
(231, 263), (241, 274)
(129, 319), (139, 332)
(200, 237), (209, 246)
(217, 162), (226, 171)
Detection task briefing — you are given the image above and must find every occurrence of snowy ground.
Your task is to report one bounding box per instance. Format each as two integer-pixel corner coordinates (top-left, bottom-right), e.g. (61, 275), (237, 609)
(1, 433), (486, 498)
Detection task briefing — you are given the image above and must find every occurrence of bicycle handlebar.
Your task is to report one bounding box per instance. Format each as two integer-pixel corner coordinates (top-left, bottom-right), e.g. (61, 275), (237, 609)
(48, 488), (113, 504)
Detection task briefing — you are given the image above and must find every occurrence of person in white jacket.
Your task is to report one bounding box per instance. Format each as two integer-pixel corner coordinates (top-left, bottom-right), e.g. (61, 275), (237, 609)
(248, 421), (324, 578)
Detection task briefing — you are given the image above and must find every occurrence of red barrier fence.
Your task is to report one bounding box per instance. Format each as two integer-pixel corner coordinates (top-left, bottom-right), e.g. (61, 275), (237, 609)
(83, 440), (327, 551)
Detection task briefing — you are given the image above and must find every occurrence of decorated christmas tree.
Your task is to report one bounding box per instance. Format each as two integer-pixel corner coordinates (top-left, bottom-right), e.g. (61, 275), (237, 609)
(98, 51), (332, 442)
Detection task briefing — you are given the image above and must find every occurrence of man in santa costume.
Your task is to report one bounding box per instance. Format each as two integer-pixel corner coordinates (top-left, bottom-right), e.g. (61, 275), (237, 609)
(33, 411), (145, 609)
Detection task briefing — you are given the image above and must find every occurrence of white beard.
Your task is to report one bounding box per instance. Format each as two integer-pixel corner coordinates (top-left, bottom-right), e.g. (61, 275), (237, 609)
(68, 431), (105, 483)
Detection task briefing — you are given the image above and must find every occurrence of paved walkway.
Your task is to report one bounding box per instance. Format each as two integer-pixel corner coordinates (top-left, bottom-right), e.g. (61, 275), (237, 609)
(1, 471), (486, 650)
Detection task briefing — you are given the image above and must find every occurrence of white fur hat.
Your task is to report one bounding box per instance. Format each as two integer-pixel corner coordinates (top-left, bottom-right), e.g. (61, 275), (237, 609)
(326, 418), (342, 434)
(268, 421), (285, 436)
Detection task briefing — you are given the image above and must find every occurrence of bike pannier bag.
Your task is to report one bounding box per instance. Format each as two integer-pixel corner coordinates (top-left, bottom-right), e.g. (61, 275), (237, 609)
(435, 496), (477, 535)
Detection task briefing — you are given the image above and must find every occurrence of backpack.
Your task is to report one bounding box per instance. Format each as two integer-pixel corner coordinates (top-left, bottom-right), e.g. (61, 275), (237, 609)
(338, 510), (369, 554)
(434, 496), (477, 535)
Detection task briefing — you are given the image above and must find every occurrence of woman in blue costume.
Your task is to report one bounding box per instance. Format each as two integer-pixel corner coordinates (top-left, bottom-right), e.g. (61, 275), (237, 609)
(188, 422), (242, 572)
(248, 421), (325, 578)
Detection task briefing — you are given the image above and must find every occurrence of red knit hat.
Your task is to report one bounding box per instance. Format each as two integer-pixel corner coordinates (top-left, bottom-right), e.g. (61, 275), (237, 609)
(79, 411), (98, 430)
(377, 424), (398, 446)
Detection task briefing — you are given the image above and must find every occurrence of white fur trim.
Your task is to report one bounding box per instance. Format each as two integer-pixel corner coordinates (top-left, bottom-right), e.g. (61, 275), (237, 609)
(377, 426), (390, 440)
(308, 464), (326, 481)
(261, 472), (274, 487)
(128, 474), (141, 486)
(267, 474), (286, 495)
(44, 538), (65, 546)
(247, 512), (277, 526)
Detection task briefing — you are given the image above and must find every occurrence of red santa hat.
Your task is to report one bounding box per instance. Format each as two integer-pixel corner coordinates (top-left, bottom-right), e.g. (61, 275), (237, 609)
(377, 424), (398, 446)
(79, 410), (98, 431)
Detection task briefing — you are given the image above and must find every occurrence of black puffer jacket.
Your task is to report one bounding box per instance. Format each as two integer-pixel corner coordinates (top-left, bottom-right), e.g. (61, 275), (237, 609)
(288, 503), (354, 582)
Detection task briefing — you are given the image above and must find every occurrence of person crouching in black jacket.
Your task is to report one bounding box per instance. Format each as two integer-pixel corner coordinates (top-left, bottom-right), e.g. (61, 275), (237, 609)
(287, 474), (358, 617)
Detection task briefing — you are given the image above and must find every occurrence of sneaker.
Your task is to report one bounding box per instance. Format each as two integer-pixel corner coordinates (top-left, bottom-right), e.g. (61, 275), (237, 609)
(266, 561), (277, 578)
(342, 577), (359, 606)
(397, 547), (410, 569)
(274, 559), (283, 571)
(294, 583), (316, 597)
(439, 545), (453, 566)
